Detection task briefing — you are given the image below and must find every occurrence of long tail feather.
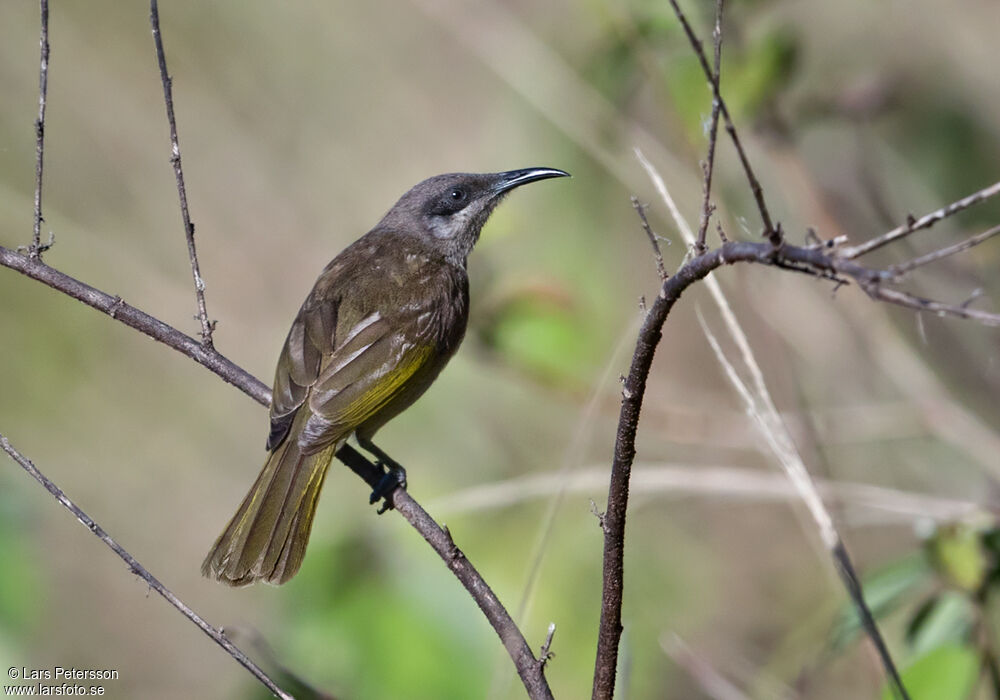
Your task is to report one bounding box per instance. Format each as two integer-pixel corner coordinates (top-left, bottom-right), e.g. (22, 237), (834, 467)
(202, 439), (336, 586)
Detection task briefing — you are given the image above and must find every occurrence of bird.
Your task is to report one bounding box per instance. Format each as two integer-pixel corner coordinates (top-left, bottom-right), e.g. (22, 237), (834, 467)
(202, 167), (570, 586)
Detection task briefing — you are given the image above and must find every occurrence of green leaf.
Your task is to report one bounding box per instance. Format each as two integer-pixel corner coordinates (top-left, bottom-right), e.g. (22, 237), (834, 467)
(881, 645), (978, 700)
(905, 592), (975, 657)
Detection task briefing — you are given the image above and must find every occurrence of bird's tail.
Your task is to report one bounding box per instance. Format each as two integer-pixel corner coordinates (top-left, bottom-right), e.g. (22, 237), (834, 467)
(202, 438), (337, 586)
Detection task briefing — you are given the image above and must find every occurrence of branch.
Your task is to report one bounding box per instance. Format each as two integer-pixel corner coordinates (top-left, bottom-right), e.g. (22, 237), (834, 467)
(30, 0), (51, 259)
(856, 282), (1000, 327)
(589, 226), (992, 696)
(0, 434), (292, 700)
(887, 223), (1000, 279)
(666, 0), (779, 246)
(0, 244), (553, 700)
(694, 0), (724, 253)
(631, 197), (668, 281)
(840, 180), (1000, 260)
(149, 0), (214, 347)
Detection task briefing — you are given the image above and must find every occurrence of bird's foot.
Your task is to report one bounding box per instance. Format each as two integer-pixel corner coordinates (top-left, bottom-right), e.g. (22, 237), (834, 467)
(370, 463), (407, 514)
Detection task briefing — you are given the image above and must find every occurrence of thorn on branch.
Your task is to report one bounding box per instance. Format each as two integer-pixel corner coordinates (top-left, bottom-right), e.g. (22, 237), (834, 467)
(589, 500), (606, 531)
(538, 622), (557, 671)
(441, 523), (463, 561)
(109, 295), (124, 319)
(961, 289), (985, 309)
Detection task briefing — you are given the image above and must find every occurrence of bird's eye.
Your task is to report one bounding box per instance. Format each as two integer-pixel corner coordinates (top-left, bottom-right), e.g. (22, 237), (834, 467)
(450, 189), (465, 201)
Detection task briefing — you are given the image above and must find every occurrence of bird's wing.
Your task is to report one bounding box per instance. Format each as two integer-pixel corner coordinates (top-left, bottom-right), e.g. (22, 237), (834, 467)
(266, 291), (339, 451)
(296, 308), (435, 453)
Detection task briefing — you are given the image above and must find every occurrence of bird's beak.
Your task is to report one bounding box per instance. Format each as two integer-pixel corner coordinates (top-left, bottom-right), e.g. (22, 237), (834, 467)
(492, 167), (571, 195)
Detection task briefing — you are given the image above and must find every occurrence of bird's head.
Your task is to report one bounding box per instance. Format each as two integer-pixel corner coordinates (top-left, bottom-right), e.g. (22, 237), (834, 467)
(379, 167), (570, 264)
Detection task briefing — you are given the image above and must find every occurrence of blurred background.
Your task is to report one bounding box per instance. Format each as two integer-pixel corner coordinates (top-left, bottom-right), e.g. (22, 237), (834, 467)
(1, 0), (999, 698)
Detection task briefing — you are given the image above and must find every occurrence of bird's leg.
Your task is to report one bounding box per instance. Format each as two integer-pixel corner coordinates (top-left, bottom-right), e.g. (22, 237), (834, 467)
(357, 436), (408, 513)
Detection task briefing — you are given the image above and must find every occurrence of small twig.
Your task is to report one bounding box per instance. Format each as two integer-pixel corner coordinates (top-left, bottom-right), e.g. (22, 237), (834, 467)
(961, 288), (985, 309)
(840, 180), (1000, 260)
(0, 434), (292, 700)
(694, 0), (725, 253)
(539, 622), (557, 670)
(666, 0), (779, 247)
(631, 197), (668, 281)
(887, 223), (1000, 279)
(30, 0), (51, 259)
(859, 283), (1000, 327)
(149, 0), (214, 347)
(716, 221), (729, 243)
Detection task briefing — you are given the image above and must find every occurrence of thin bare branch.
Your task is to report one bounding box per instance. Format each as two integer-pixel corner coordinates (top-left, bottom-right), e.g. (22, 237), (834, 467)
(665, 0), (779, 246)
(0, 243), (552, 700)
(840, 180), (1000, 259)
(631, 197), (668, 281)
(695, 0), (725, 253)
(149, 0), (214, 347)
(30, 0), (51, 259)
(860, 283), (1000, 327)
(888, 223), (1000, 279)
(0, 434), (292, 700)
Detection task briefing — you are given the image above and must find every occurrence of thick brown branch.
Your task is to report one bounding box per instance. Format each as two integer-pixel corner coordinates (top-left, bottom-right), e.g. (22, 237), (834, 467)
(0, 434), (292, 700)
(149, 0), (214, 347)
(0, 244), (552, 700)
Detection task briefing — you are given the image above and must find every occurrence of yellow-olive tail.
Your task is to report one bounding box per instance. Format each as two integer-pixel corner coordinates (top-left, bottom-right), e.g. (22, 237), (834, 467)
(202, 439), (336, 586)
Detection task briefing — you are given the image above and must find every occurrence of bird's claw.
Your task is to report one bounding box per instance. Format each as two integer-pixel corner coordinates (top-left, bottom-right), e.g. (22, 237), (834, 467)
(369, 463), (407, 513)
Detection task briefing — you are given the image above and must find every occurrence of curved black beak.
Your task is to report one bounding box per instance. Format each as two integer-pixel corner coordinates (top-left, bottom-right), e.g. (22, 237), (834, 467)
(493, 167), (571, 195)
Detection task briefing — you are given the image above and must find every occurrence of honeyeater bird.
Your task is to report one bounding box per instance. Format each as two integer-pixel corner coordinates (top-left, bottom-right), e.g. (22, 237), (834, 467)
(202, 167), (570, 586)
